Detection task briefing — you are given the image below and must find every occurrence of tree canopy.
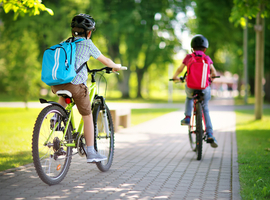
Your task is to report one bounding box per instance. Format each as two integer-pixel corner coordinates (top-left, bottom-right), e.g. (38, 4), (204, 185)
(0, 0), (53, 19)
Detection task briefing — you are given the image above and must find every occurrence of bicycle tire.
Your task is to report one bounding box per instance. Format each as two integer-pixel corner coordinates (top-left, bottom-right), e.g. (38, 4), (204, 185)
(32, 105), (72, 185)
(92, 103), (114, 172)
(195, 102), (203, 160)
(188, 118), (197, 152)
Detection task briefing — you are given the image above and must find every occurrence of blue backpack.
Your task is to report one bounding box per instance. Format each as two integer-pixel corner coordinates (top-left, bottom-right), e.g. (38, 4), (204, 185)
(41, 37), (86, 86)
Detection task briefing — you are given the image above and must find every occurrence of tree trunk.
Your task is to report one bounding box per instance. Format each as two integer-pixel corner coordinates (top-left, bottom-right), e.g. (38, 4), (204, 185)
(243, 17), (248, 104)
(254, 4), (265, 120)
(264, 72), (270, 102)
(136, 68), (144, 98)
(118, 69), (131, 98)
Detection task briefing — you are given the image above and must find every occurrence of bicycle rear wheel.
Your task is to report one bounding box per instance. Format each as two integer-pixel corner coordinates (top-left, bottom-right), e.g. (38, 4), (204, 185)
(92, 103), (114, 172)
(32, 105), (72, 185)
(195, 102), (203, 160)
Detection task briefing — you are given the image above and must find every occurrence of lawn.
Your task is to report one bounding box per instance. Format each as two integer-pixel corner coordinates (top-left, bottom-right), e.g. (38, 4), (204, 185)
(0, 108), (42, 171)
(235, 109), (270, 199)
(0, 107), (178, 171)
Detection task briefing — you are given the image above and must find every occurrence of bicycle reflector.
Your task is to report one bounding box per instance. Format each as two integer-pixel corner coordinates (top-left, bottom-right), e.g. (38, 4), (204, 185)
(57, 164), (61, 171)
(65, 98), (72, 104)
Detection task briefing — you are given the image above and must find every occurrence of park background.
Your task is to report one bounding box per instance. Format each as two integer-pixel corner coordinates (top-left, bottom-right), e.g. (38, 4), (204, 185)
(0, 0), (269, 107)
(0, 0), (270, 199)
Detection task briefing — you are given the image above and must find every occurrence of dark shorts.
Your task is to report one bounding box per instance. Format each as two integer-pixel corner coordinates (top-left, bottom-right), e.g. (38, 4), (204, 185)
(51, 83), (91, 116)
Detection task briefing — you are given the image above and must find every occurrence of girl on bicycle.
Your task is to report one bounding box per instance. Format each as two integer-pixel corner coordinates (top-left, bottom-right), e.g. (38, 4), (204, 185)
(51, 14), (121, 162)
(172, 34), (218, 148)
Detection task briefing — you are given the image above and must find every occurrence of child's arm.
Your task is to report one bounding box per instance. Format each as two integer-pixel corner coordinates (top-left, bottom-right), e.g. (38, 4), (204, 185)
(210, 64), (217, 80)
(97, 54), (121, 72)
(172, 63), (185, 81)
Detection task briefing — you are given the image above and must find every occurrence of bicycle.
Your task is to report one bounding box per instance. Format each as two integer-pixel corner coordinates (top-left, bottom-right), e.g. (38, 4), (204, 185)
(170, 74), (219, 160)
(32, 66), (126, 185)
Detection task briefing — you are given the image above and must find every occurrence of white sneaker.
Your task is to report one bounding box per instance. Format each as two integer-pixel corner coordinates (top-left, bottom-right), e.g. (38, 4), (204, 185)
(87, 151), (107, 163)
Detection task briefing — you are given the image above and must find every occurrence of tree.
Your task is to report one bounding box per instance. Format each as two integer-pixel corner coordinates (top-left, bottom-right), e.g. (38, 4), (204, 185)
(90, 0), (189, 98)
(189, 0), (243, 96)
(0, 0), (53, 19)
(230, 0), (270, 120)
(0, 0), (88, 103)
(190, 0), (243, 70)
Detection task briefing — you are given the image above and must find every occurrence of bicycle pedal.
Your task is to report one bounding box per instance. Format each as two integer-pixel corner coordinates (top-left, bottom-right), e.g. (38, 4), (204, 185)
(206, 138), (214, 143)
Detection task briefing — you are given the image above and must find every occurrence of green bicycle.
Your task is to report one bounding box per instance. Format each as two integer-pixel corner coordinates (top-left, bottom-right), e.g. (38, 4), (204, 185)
(32, 66), (126, 185)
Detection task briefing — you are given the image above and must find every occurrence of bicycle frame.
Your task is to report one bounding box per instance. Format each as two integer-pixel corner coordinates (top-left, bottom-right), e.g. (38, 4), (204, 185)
(44, 66), (117, 149)
(61, 81), (97, 148)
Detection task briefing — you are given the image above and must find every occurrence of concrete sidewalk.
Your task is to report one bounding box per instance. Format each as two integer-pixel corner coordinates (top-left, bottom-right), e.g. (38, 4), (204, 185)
(0, 99), (240, 200)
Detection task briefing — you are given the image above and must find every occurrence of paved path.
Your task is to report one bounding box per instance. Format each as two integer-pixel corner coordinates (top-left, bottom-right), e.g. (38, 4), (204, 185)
(0, 99), (241, 200)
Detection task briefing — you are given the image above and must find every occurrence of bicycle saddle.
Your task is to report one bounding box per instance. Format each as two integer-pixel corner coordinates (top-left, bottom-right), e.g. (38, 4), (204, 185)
(192, 90), (204, 101)
(56, 90), (72, 98)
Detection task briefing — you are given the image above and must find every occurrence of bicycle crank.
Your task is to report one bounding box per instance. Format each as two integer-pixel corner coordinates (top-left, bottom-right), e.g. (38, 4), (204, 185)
(77, 134), (87, 157)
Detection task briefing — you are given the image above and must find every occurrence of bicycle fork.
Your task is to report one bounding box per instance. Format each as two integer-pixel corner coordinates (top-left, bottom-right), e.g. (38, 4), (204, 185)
(102, 109), (110, 137)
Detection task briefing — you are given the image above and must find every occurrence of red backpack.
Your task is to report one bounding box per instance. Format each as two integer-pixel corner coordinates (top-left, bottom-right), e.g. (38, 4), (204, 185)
(186, 53), (210, 90)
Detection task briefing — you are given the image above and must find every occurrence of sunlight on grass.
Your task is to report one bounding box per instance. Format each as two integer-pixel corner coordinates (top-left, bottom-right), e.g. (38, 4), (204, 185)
(236, 109), (270, 199)
(131, 108), (179, 126)
(0, 108), (42, 171)
(106, 90), (186, 104)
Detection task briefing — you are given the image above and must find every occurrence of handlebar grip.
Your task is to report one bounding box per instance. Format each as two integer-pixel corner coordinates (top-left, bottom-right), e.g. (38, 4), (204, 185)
(180, 77), (185, 82)
(169, 77), (185, 83)
(120, 66), (127, 70)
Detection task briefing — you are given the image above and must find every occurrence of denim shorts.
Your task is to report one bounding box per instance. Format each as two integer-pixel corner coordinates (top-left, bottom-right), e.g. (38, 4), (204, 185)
(51, 83), (91, 116)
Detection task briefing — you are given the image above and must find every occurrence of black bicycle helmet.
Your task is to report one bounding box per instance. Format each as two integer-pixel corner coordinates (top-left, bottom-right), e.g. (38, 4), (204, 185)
(71, 14), (96, 31)
(191, 34), (209, 48)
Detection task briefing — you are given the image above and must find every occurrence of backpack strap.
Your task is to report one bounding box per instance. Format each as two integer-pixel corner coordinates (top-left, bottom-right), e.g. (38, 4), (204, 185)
(68, 36), (90, 74)
(76, 62), (90, 74)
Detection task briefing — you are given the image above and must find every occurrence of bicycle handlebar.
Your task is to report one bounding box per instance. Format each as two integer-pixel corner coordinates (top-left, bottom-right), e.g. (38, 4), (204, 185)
(169, 76), (220, 83)
(89, 66), (127, 74)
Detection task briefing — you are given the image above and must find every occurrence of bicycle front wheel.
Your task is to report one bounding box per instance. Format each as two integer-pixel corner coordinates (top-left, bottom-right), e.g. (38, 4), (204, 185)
(32, 105), (72, 185)
(189, 115), (197, 152)
(195, 102), (203, 160)
(92, 103), (114, 172)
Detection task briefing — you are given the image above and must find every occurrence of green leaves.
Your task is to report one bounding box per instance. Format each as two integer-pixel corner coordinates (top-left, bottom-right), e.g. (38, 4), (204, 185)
(0, 0), (54, 20)
(230, 0), (270, 27)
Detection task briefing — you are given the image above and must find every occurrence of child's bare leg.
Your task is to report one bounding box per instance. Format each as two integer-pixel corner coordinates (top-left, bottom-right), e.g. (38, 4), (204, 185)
(83, 114), (107, 162)
(58, 97), (67, 108)
(82, 115), (94, 146)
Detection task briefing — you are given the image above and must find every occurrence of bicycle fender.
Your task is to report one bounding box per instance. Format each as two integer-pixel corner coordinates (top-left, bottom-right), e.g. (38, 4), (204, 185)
(39, 98), (66, 111)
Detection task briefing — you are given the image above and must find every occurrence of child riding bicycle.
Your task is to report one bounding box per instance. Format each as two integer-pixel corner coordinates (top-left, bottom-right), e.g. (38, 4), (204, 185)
(172, 34), (218, 148)
(51, 14), (121, 162)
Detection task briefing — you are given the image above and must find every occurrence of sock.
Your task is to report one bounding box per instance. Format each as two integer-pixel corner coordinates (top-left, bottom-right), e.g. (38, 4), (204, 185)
(87, 146), (96, 154)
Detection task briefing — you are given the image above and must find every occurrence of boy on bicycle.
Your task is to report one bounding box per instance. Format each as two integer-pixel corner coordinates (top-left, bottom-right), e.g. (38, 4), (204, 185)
(51, 14), (121, 162)
(172, 34), (218, 148)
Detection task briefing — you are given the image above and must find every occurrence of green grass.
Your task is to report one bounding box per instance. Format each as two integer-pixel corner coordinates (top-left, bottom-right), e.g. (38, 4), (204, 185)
(0, 108), (43, 171)
(131, 108), (178, 126)
(234, 96), (256, 105)
(0, 107), (178, 172)
(236, 109), (270, 199)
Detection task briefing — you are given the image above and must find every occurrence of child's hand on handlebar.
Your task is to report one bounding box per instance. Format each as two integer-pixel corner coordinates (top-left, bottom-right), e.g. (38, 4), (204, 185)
(112, 64), (121, 72)
(172, 77), (181, 82)
(112, 64), (128, 73)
